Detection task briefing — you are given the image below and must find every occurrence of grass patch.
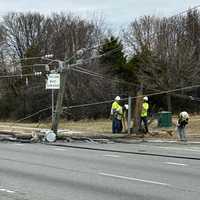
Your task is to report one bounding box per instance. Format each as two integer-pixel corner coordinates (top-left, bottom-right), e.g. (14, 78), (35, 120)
(0, 115), (200, 136)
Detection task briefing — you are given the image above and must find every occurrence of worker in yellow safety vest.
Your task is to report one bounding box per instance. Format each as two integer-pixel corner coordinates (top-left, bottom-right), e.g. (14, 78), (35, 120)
(110, 96), (123, 133)
(139, 96), (149, 133)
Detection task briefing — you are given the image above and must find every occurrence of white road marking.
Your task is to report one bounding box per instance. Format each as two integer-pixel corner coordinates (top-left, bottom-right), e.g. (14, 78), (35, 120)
(14, 144), (24, 146)
(99, 172), (170, 186)
(165, 162), (187, 166)
(104, 154), (120, 158)
(137, 144), (200, 153)
(54, 148), (65, 151)
(156, 146), (200, 153)
(0, 188), (15, 194)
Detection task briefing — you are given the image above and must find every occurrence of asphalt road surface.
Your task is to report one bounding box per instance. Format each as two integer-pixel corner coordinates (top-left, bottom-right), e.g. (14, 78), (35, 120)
(0, 142), (200, 200)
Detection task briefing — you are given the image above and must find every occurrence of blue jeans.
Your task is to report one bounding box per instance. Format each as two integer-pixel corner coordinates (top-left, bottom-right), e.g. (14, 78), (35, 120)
(139, 117), (149, 133)
(176, 127), (187, 141)
(112, 118), (121, 133)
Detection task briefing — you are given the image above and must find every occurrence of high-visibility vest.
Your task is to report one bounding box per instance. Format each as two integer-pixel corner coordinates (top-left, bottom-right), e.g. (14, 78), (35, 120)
(141, 102), (149, 117)
(111, 102), (120, 114)
(111, 101), (123, 120)
(116, 105), (123, 120)
(111, 101), (120, 111)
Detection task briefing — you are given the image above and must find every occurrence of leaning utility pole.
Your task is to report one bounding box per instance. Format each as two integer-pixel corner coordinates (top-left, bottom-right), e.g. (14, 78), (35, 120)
(51, 61), (68, 134)
(51, 49), (108, 134)
(133, 83), (143, 133)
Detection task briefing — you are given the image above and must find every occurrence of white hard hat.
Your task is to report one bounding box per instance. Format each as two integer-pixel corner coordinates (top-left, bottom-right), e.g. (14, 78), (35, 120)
(143, 96), (148, 101)
(124, 104), (128, 110)
(180, 111), (189, 119)
(115, 96), (121, 101)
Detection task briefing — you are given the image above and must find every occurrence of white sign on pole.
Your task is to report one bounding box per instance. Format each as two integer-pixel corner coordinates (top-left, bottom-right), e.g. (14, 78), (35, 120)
(46, 73), (60, 89)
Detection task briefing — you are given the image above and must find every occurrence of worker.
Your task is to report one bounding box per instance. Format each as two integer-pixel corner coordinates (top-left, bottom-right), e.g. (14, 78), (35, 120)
(139, 96), (149, 133)
(110, 96), (123, 133)
(176, 111), (189, 142)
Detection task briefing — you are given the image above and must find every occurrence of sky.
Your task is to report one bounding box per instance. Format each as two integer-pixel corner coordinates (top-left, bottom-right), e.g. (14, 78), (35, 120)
(0, 0), (200, 29)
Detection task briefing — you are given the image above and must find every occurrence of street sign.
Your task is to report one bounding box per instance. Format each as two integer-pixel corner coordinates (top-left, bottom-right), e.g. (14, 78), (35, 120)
(46, 73), (60, 89)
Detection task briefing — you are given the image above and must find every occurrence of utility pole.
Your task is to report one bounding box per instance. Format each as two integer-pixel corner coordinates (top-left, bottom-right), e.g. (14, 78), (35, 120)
(127, 96), (132, 135)
(50, 48), (104, 134)
(51, 61), (68, 134)
(133, 83), (143, 133)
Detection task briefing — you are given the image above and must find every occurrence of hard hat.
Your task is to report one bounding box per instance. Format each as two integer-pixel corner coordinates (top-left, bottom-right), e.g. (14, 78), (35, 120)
(180, 111), (189, 119)
(124, 104), (128, 110)
(143, 96), (148, 101)
(115, 96), (121, 101)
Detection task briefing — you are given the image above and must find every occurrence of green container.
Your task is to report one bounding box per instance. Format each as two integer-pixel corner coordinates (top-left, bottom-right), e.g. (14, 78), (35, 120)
(158, 111), (172, 127)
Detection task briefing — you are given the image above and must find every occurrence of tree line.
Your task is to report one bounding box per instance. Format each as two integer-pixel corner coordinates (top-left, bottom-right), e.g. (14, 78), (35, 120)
(0, 10), (200, 121)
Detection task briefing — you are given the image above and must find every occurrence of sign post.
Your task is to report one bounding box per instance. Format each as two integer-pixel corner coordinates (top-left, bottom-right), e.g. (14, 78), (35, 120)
(46, 73), (60, 127)
(52, 89), (54, 124)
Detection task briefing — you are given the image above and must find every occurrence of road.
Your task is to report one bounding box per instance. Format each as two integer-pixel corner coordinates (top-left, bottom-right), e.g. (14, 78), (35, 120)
(0, 142), (200, 200)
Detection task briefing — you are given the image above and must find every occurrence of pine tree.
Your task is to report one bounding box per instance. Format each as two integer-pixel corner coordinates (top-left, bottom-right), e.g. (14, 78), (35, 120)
(99, 36), (126, 75)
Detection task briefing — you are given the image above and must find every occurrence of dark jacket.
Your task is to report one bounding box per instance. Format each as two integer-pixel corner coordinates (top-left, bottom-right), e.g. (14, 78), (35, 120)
(178, 118), (188, 128)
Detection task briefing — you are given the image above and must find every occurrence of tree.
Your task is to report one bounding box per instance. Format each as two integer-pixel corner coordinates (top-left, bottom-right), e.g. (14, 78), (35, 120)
(0, 11), (111, 120)
(3, 12), (50, 58)
(99, 36), (126, 74)
(123, 10), (200, 112)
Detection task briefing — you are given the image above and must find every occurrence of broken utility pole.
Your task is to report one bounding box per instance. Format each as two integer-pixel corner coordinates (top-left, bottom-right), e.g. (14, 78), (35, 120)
(51, 61), (68, 134)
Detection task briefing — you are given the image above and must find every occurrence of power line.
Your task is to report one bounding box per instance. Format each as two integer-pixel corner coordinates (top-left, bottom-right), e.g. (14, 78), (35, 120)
(62, 83), (200, 110)
(72, 65), (200, 99)
(11, 106), (51, 125)
(171, 4), (200, 18)
(0, 73), (40, 79)
(71, 66), (161, 92)
(7, 81), (200, 123)
(8, 43), (123, 74)
(71, 67), (140, 88)
(141, 84), (200, 99)
(8, 82), (200, 123)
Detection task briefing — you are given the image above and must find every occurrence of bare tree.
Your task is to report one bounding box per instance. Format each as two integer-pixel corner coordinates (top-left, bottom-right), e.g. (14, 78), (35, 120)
(123, 10), (200, 111)
(3, 12), (50, 58)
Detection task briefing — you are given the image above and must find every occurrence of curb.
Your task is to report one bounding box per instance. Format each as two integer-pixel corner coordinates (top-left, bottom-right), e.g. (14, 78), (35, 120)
(1, 131), (200, 145)
(111, 138), (200, 145)
(46, 142), (200, 160)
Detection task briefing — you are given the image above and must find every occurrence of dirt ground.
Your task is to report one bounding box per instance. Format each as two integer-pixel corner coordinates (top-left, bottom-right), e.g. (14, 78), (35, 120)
(0, 115), (199, 139)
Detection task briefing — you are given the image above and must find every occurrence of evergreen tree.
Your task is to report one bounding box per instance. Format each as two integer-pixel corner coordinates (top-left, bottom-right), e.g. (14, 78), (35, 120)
(99, 36), (126, 75)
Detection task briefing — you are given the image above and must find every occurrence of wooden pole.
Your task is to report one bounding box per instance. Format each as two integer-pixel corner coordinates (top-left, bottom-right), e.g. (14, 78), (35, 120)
(133, 83), (143, 133)
(127, 96), (132, 134)
(51, 62), (67, 134)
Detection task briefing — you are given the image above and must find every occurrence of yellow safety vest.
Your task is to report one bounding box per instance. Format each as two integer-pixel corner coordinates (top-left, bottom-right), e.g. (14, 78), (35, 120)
(111, 101), (120, 111)
(141, 102), (149, 117)
(111, 101), (123, 120)
(116, 105), (123, 120)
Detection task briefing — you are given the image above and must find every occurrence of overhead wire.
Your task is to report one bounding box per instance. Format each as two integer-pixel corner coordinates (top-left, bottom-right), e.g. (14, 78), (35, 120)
(0, 73), (40, 79)
(71, 65), (200, 101)
(62, 83), (200, 111)
(71, 67), (140, 89)
(10, 106), (51, 126)
(71, 65), (162, 91)
(171, 4), (200, 18)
